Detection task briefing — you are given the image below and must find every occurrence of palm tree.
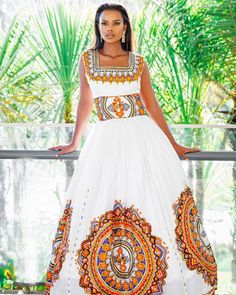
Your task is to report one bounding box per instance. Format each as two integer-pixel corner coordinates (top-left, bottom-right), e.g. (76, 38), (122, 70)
(0, 14), (52, 123)
(31, 1), (92, 124)
(28, 1), (94, 220)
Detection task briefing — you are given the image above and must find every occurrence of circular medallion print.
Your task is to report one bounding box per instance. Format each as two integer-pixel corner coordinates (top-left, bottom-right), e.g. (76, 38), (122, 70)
(75, 200), (168, 295)
(45, 199), (73, 295)
(172, 186), (217, 287)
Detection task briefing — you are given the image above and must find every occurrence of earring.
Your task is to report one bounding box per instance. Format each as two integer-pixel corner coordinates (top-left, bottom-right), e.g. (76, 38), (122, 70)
(100, 35), (103, 42)
(122, 31), (126, 43)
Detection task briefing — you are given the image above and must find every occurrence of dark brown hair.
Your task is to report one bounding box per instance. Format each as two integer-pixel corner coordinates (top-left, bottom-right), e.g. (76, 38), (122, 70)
(93, 3), (133, 52)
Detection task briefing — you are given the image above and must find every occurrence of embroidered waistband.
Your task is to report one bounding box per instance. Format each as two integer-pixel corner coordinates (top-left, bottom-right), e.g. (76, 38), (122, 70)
(95, 93), (147, 121)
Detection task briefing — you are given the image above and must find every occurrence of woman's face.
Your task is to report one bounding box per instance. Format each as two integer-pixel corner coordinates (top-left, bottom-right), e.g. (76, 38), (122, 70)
(98, 10), (127, 44)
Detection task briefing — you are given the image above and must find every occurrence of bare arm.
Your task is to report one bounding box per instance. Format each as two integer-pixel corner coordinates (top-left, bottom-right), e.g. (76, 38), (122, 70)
(140, 60), (201, 159)
(70, 56), (93, 148)
(48, 55), (93, 155)
(140, 61), (177, 147)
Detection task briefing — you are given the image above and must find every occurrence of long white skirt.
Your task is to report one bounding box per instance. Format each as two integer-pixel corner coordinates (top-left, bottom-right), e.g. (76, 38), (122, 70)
(45, 114), (218, 295)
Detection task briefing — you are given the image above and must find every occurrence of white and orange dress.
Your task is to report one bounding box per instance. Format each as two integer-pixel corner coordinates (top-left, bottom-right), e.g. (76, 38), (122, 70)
(45, 48), (218, 295)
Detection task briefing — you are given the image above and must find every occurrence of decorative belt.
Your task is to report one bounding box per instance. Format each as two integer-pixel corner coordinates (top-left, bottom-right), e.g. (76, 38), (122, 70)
(94, 93), (148, 121)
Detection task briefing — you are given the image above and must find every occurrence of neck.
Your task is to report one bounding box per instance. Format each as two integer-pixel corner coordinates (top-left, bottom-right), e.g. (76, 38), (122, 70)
(100, 42), (126, 56)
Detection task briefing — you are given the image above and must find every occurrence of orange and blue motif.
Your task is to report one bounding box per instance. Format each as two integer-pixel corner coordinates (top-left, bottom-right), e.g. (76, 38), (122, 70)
(45, 199), (73, 295)
(95, 93), (148, 121)
(75, 200), (169, 294)
(173, 186), (218, 293)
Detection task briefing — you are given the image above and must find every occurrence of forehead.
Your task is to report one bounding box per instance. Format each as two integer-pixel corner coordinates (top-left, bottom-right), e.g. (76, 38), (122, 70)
(99, 9), (123, 21)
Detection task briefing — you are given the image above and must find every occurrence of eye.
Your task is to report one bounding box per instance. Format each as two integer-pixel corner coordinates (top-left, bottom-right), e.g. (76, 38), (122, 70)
(101, 21), (121, 25)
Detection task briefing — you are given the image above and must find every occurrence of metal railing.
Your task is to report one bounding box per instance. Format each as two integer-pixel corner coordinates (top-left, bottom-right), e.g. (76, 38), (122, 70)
(1, 123), (235, 161)
(0, 150), (235, 161)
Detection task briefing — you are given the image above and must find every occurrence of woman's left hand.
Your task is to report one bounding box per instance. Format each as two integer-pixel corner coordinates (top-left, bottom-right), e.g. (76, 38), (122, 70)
(173, 143), (201, 160)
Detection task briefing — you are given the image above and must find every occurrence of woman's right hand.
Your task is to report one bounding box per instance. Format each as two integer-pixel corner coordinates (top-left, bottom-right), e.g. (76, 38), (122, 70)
(48, 143), (77, 157)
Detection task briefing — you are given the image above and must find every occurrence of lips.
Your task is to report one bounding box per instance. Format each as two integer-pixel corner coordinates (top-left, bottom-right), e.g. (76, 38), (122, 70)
(106, 34), (115, 37)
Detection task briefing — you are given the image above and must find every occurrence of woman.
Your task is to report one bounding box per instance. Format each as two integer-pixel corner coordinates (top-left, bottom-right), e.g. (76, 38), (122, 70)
(46, 3), (218, 295)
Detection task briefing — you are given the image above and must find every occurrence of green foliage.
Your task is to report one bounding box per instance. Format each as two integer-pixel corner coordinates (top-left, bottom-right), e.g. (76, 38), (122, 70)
(0, 257), (15, 289)
(31, 1), (93, 123)
(134, 0), (231, 124)
(1, 0), (235, 124)
(0, 15), (52, 123)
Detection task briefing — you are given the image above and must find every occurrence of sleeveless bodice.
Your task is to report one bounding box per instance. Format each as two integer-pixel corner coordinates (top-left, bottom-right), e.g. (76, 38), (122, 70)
(82, 48), (147, 121)
(82, 48), (144, 98)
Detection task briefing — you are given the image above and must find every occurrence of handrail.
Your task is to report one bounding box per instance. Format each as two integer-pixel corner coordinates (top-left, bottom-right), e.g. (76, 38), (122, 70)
(0, 150), (235, 161)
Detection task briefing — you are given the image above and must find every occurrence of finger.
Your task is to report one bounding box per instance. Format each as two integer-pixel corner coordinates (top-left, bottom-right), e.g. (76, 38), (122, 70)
(187, 149), (200, 153)
(48, 146), (61, 150)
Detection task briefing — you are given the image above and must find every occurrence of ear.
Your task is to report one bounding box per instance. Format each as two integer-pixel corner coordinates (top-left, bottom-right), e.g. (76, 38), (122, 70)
(124, 23), (127, 32)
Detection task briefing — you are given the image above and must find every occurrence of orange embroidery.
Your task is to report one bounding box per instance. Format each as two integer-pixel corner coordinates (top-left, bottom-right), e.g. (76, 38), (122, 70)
(95, 93), (147, 121)
(172, 186), (217, 288)
(113, 96), (125, 118)
(45, 200), (73, 295)
(83, 48), (144, 83)
(75, 200), (169, 295)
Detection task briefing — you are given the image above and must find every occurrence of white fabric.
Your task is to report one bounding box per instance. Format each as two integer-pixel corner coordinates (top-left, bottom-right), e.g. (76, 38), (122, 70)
(83, 48), (143, 99)
(47, 49), (217, 295)
(86, 78), (141, 99)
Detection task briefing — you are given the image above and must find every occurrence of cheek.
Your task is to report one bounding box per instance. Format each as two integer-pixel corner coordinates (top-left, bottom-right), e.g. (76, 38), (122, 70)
(111, 26), (124, 35)
(116, 26), (124, 33)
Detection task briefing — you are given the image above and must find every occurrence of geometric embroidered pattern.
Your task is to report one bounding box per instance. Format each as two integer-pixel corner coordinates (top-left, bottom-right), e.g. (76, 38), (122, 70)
(83, 48), (145, 84)
(75, 200), (169, 294)
(45, 199), (73, 295)
(95, 93), (148, 121)
(172, 186), (218, 289)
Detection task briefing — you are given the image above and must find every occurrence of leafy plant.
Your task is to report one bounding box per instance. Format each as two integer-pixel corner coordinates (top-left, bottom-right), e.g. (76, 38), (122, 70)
(0, 14), (52, 123)
(31, 1), (93, 123)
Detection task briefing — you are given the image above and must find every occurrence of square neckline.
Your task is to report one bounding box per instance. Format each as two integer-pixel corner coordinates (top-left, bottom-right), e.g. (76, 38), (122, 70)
(95, 49), (131, 70)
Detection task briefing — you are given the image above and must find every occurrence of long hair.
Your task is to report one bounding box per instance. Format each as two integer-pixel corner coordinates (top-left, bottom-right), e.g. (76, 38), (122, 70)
(93, 3), (133, 52)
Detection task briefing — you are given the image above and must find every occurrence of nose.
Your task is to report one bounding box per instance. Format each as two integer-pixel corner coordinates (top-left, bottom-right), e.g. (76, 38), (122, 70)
(107, 23), (114, 30)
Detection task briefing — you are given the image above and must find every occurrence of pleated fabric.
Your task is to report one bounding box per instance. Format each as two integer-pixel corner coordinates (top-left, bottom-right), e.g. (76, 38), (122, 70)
(45, 114), (217, 295)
